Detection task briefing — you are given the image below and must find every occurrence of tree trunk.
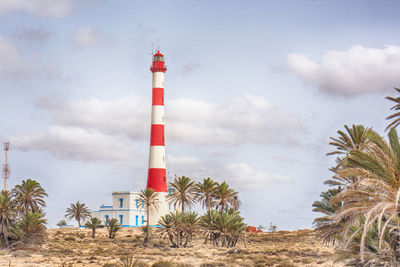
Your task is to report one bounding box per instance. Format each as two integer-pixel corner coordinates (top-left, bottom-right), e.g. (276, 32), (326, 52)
(145, 204), (150, 244)
(207, 196), (211, 213)
(1, 222), (9, 247)
(92, 228), (95, 238)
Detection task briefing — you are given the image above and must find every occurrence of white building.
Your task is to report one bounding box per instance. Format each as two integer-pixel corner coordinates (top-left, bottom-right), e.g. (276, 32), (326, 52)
(90, 188), (175, 227)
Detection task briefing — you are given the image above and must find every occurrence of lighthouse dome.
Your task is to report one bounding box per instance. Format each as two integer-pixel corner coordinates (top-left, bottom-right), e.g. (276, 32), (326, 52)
(153, 50), (164, 62)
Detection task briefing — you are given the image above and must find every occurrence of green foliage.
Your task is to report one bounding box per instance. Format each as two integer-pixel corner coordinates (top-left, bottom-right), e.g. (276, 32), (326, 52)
(194, 177), (217, 212)
(64, 201), (90, 227)
(85, 217), (104, 238)
(137, 188), (160, 244)
(0, 180), (48, 248)
(167, 175), (197, 212)
(385, 87), (400, 131)
(200, 209), (245, 248)
(11, 211), (47, 246)
(314, 123), (400, 265)
(56, 219), (67, 228)
(106, 218), (121, 239)
(158, 211), (199, 247)
(213, 182), (238, 214)
(11, 179), (48, 214)
(0, 190), (16, 246)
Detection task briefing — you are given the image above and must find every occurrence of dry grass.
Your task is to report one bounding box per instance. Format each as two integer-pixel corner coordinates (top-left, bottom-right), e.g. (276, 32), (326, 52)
(0, 228), (343, 266)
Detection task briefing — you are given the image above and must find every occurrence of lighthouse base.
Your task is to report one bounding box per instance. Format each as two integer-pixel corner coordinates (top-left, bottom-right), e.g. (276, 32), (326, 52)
(149, 192), (171, 226)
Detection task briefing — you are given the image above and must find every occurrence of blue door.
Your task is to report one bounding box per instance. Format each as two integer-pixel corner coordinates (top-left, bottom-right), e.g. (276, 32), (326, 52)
(119, 215), (123, 225)
(141, 216), (144, 225)
(135, 215), (138, 226)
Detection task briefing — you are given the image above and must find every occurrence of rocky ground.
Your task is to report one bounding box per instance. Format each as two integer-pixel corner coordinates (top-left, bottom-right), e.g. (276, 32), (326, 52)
(0, 228), (345, 267)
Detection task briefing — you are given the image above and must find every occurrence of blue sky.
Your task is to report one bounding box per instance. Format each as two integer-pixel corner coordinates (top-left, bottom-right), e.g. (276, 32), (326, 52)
(0, 0), (399, 229)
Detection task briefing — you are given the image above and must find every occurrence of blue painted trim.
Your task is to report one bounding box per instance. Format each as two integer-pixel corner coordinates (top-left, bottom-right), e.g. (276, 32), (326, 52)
(115, 225), (164, 228)
(112, 192), (134, 195)
(100, 205), (112, 208)
(95, 209), (144, 212)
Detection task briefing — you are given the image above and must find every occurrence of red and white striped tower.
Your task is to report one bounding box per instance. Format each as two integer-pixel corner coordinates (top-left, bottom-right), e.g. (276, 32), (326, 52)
(147, 50), (169, 225)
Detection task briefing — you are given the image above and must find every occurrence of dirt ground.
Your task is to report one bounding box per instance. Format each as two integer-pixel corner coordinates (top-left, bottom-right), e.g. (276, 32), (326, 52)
(0, 228), (345, 267)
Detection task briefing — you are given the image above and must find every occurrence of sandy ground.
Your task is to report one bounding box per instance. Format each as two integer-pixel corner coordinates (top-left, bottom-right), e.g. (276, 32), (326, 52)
(0, 228), (345, 267)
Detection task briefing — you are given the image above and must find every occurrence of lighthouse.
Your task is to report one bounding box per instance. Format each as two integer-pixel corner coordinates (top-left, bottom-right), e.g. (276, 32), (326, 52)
(89, 51), (174, 227)
(147, 50), (169, 225)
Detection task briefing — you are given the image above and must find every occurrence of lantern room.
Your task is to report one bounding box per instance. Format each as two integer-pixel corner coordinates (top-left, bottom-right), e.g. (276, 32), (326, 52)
(150, 50), (167, 73)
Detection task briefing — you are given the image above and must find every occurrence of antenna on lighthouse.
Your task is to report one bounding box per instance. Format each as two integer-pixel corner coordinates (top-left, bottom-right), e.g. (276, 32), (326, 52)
(2, 142), (10, 191)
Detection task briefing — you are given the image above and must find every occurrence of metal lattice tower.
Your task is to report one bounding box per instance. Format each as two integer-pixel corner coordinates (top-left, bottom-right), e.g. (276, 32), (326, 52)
(2, 142), (10, 191)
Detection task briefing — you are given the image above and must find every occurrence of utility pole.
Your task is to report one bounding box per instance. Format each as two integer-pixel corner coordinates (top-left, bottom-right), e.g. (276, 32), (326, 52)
(2, 142), (10, 191)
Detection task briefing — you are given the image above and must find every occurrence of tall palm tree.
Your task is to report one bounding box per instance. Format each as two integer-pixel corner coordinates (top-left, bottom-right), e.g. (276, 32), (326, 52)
(194, 177), (217, 213)
(385, 87), (400, 131)
(331, 128), (400, 264)
(167, 175), (197, 212)
(0, 190), (15, 247)
(65, 201), (90, 228)
(137, 188), (160, 243)
(85, 217), (103, 238)
(11, 179), (48, 214)
(213, 182), (237, 214)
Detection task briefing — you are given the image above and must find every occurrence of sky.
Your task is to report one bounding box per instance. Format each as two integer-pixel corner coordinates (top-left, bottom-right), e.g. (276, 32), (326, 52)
(1, 0), (400, 229)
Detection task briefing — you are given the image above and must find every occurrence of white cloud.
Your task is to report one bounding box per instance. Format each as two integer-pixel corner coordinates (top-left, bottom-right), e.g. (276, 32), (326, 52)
(0, 0), (74, 18)
(36, 94), (304, 146)
(220, 162), (290, 190)
(168, 94), (305, 145)
(0, 36), (31, 77)
(74, 26), (99, 48)
(287, 45), (400, 96)
(166, 154), (290, 190)
(10, 126), (135, 162)
(11, 95), (304, 164)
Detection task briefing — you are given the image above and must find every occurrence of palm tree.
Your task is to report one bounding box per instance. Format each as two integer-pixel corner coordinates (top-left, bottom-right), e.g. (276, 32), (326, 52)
(167, 175), (197, 212)
(385, 87), (400, 131)
(331, 128), (400, 264)
(201, 209), (245, 248)
(65, 201), (90, 228)
(312, 188), (343, 245)
(0, 190), (15, 247)
(327, 124), (371, 156)
(11, 179), (48, 214)
(12, 211), (47, 246)
(106, 218), (121, 239)
(85, 217), (103, 238)
(137, 188), (160, 243)
(213, 182), (237, 214)
(158, 211), (199, 247)
(194, 177), (217, 213)
(56, 219), (67, 228)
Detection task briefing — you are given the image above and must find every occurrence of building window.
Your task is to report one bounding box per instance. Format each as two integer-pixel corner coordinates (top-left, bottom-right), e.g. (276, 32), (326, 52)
(119, 198), (123, 208)
(169, 202), (171, 211)
(135, 215), (139, 226)
(105, 215), (109, 225)
(135, 199), (138, 208)
(119, 214), (123, 225)
(141, 216), (144, 225)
